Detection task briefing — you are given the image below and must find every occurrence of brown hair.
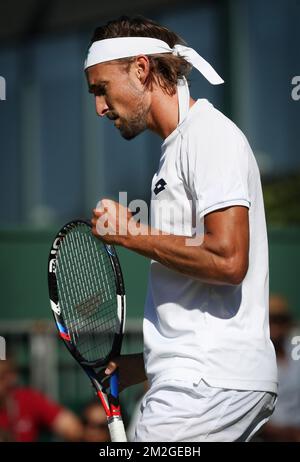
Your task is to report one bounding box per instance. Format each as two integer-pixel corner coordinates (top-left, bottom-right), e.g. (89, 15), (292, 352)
(89, 16), (192, 96)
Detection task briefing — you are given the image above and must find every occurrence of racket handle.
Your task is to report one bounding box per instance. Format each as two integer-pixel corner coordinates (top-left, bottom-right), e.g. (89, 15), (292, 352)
(108, 416), (127, 442)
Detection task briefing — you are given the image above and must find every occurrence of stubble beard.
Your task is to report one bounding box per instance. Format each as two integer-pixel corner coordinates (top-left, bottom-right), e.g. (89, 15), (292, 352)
(118, 98), (150, 140)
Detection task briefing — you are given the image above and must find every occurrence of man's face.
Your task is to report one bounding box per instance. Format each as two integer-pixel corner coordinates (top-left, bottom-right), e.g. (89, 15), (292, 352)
(86, 60), (150, 140)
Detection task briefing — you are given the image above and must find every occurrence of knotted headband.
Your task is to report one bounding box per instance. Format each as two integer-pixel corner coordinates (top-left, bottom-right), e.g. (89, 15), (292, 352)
(84, 37), (224, 85)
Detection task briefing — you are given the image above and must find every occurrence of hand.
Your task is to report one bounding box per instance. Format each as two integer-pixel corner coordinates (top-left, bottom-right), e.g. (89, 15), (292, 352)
(104, 353), (147, 392)
(91, 198), (134, 246)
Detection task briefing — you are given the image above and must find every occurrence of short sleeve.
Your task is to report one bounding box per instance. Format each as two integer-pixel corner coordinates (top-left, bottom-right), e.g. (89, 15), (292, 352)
(180, 114), (251, 219)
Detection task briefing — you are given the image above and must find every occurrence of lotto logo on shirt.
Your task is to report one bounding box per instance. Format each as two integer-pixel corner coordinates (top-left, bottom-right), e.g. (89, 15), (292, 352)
(154, 178), (167, 195)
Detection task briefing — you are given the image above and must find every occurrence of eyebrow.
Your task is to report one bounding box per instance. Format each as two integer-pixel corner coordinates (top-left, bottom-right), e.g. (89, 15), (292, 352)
(88, 81), (109, 93)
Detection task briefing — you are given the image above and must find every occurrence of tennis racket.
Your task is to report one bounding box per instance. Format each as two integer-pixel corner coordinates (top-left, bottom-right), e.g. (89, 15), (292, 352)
(47, 220), (127, 442)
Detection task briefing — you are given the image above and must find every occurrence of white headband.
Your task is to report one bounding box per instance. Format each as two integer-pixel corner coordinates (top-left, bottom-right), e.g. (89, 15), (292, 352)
(84, 37), (224, 85)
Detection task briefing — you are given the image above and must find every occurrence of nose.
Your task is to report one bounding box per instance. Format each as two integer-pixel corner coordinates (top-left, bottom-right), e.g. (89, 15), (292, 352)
(95, 96), (109, 117)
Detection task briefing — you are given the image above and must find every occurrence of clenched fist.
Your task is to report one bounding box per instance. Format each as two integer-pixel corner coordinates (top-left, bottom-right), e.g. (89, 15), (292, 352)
(91, 198), (142, 246)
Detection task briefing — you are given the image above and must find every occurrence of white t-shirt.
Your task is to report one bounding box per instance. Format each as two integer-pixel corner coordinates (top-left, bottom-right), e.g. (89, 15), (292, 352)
(143, 98), (278, 394)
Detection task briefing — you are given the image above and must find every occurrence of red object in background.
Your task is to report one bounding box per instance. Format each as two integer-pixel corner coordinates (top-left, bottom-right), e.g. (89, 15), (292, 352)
(0, 387), (62, 442)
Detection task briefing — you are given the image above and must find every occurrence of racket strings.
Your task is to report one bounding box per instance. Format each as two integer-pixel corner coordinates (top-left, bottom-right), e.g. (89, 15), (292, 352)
(56, 224), (119, 362)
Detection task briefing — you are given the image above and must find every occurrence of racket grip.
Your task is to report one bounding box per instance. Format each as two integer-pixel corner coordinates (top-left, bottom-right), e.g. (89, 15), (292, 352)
(108, 416), (127, 442)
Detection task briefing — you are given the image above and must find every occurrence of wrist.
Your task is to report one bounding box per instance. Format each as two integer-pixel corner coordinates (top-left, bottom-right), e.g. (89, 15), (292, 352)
(120, 223), (151, 250)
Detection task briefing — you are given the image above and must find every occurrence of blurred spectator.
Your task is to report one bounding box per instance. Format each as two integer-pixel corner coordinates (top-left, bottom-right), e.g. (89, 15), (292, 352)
(126, 381), (149, 442)
(0, 428), (12, 442)
(0, 358), (83, 442)
(260, 294), (300, 442)
(81, 400), (110, 442)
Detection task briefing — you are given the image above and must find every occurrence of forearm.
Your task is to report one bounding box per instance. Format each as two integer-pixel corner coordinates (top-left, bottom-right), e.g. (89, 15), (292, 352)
(92, 202), (249, 285)
(122, 226), (239, 285)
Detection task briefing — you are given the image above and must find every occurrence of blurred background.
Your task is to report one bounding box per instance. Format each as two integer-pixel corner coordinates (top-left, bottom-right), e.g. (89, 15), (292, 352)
(0, 0), (300, 442)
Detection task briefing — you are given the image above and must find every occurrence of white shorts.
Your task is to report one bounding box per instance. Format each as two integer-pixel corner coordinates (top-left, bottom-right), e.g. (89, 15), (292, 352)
(132, 379), (277, 442)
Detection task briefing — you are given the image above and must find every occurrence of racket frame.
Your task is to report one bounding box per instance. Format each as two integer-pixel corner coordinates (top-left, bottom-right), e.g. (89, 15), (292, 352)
(48, 220), (127, 441)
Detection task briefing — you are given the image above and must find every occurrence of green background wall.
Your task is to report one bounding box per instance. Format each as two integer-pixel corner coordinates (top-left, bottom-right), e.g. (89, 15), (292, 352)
(0, 228), (149, 321)
(0, 227), (299, 322)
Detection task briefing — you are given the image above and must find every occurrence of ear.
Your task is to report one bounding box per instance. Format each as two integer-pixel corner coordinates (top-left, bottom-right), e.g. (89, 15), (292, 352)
(134, 55), (150, 84)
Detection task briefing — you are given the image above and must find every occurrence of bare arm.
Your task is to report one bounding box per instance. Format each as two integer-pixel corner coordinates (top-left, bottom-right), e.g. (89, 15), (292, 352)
(92, 201), (249, 286)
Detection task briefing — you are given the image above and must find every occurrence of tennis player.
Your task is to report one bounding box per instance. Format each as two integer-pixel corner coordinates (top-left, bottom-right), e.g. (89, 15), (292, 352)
(86, 16), (278, 442)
